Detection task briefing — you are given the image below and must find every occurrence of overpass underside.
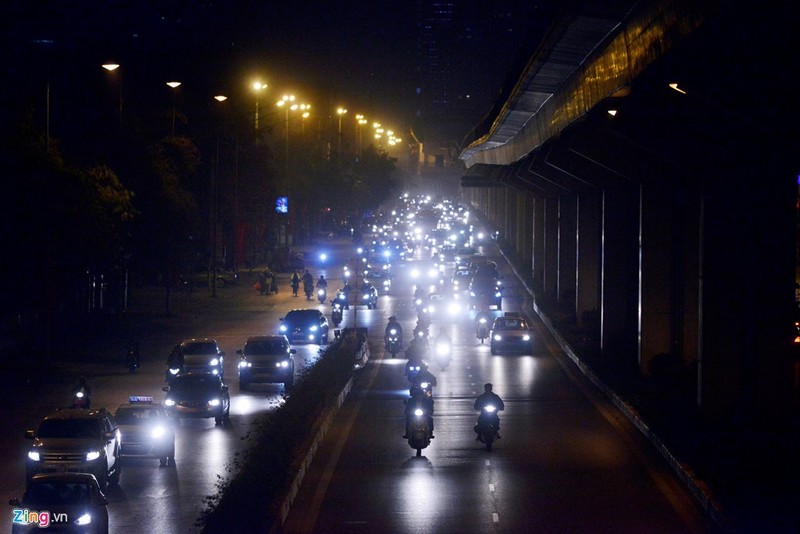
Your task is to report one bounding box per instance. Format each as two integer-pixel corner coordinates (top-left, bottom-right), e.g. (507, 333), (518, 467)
(461, 1), (797, 416)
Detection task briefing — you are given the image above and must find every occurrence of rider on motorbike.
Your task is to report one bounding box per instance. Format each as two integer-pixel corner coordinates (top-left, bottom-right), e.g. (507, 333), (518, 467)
(290, 271), (301, 296)
(385, 316), (403, 348)
(475, 305), (492, 337)
(474, 383), (505, 439)
(403, 386), (434, 439)
(316, 274), (328, 290)
(435, 326), (451, 350)
(341, 281), (352, 309)
(302, 269), (314, 299)
(71, 376), (93, 408)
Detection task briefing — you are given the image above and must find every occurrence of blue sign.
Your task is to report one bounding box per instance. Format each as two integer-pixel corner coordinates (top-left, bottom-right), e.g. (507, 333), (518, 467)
(276, 196), (288, 214)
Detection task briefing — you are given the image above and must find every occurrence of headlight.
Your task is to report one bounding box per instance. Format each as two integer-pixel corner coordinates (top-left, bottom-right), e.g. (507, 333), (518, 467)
(85, 451), (101, 462)
(310, 325), (318, 332)
(523, 334), (531, 341)
(208, 399), (221, 407)
(279, 324), (288, 332)
(414, 408), (424, 417)
(151, 426), (166, 439)
(238, 360), (251, 369)
(494, 334), (502, 341)
(411, 268), (420, 278)
(320, 253), (328, 261)
(470, 291), (476, 297)
(210, 358), (220, 366)
(495, 292), (502, 298)
(427, 268), (437, 278)
(318, 289), (325, 295)
(484, 405), (496, 413)
(420, 382), (429, 389)
(169, 367), (180, 375)
(479, 318), (487, 324)
(27, 451), (40, 462)
(74, 514), (92, 526)
(390, 329), (397, 335)
(276, 360), (290, 368)
(165, 399), (176, 407)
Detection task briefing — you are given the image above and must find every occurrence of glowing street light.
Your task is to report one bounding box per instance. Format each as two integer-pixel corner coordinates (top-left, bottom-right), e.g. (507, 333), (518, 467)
(252, 81), (268, 130)
(166, 81), (181, 135)
(336, 107), (348, 157)
(101, 63), (119, 72)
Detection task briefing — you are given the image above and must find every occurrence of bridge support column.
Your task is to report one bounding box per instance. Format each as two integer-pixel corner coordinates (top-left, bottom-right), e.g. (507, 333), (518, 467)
(577, 192), (601, 330)
(558, 194), (577, 313)
(532, 196), (546, 294)
(543, 196), (559, 302)
(601, 186), (639, 362)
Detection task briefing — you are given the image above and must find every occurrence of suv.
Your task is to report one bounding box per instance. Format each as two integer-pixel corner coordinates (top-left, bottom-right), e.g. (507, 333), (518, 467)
(178, 338), (225, 378)
(25, 408), (121, 490)
(237, 335), (297, 390)
(279, 309), (330, 344)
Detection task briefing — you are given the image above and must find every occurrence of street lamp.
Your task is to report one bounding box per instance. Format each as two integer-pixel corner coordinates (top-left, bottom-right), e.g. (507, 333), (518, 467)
(252, 81), (268, 130)
(166, 81), (181, 135)
(277, 94), (296, 245)
(336, 107), (348, 158)
(211, 95), (228, 298)
(355, 114), (367, 157)
(101, 63), (122, 119)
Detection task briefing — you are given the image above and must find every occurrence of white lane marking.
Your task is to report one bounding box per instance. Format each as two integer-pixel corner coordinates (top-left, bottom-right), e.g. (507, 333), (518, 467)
(485, 459), (491, 466)
(489, 484), (495, 492)
(493, 513), (499, 523)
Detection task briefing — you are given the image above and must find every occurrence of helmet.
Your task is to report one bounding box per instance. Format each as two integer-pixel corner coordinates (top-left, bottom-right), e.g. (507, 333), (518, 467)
(389, 316), (397, 322)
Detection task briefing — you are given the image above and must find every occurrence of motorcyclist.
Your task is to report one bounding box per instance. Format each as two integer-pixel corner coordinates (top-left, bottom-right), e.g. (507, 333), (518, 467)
(290, 271), (301, 296)
(475, 305), (492, 337)
(403, 386), (434, 439)
(302, 269), (314, 299)
(71, 376), (93, 408)
(385, 316), (403, 348)
(474, 383), (505, 438)
(166, 344), (184, 382)
(341, 281), (352, 309)
(435, 326), (451, 347)
(404, 335), (427, 361)
(316, 274), (328, 290)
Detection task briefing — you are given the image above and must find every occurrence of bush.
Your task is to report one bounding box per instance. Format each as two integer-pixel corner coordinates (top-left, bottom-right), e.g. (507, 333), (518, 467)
(197, 334), (364, 532)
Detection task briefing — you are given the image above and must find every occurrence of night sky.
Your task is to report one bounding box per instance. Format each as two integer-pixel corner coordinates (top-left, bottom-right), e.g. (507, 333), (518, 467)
(3, 0), (554, 143)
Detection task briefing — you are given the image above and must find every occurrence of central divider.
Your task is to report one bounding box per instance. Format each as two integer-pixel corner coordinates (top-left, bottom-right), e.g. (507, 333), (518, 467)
(198, 328), (371, 533)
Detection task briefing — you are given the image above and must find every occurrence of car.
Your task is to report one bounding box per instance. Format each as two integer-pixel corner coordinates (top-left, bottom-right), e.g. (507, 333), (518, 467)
(237, 335), (297, 390)
(450, 268), (473, 294)
(25, 408), (121, 490)
(490, 313), (534, 355)
(469, 274), (503, 310)
(426, 291), (467, 319)
(163, 372), (231, 425)
(280, 308), (330, 344)
(177, 338), (225, 378)
(9, 473), (109, 533)
(114, 396), (175, 467)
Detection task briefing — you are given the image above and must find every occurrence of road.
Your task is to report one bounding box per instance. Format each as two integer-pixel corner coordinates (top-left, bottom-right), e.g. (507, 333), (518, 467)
(281, 237), (716, 533)
(0, 231), (715, 533)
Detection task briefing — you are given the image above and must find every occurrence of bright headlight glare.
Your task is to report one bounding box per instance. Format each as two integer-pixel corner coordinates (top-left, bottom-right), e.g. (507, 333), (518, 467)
(484, 405), (496, 413)
(74, 513), (92, 526)
(169, 367), (180, 375)
(210, 358), (219, 366)
(276, 361), (289, 368)
(494, 334), (502, 341)
(85, 450), (101, 461)
(27, 451), (40, 462)
(151, 426), (166, 439)
(279, 325), (287, 332)
(165, 399), (176, 406)
(495, 292), (502, 298)
(414, 408), (424, 417)
(208, 399), (221, 407)
(523, 334), (531, 341)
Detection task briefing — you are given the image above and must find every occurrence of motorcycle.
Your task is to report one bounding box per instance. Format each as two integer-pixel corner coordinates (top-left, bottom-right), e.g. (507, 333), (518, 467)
(387, 329), (401, 358)
(331, 301), (343, 327)
(71, 389), (91, 409)
(165, 363), (183, 385)
(433, 337), (451, 369)
(475, 405), (500, 451)
(304, 282), (314, 300)
(476, 316), (490, 344)
(317, 287), (327, 304)
(291, 279), (300, 297)
(406, 405), (433, 457)
(126, 343), (140, 373)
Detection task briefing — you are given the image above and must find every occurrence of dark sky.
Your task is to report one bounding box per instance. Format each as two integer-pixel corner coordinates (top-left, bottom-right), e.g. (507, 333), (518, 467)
(4, 0), (554, 142)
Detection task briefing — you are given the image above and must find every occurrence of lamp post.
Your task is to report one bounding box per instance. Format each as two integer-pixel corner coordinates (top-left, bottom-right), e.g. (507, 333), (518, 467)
(355, 114), (367, 157)
(210, 95), (228, 298)
(277, 94), (296, 246)
(101, 63), (122, 120)
(336, 107), (348, 159)
(166, 81), (181, 135)
(252, 81), (268, 131)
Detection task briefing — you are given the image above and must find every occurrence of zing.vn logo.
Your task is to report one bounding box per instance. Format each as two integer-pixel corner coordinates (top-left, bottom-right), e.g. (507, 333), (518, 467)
(11, 509), (68, 528)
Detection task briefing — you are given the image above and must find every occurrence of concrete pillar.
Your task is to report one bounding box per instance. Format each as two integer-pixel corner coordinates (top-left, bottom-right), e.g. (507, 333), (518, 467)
(601, 186), (639, 362)
(577, 192), (601, 329)
(639, 181), (674, 375)
(543, 197), (559, 302)
(558, 194), (578, 309)
(532, 196), (545, 294)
